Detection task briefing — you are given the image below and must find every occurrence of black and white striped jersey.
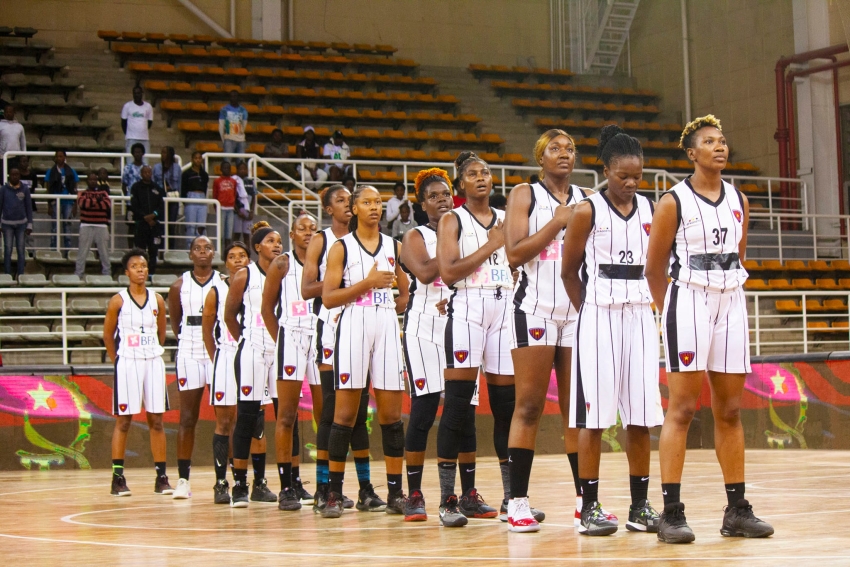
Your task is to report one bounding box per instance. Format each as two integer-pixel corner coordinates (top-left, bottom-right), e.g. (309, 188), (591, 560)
(176, 270), (218, 360)
(581, 191), (654, 306)
(339, 232), (398, 309)
(240, 262), (275, 354)
(668, 178), (748, 292)
(450, 205), (512, 290)
(316, 227), (344, 323)
(514, 182), (586, 319)
(115, 288), (163, 359)
(402, 225), (448, 341)
(278, 250), (316, 332)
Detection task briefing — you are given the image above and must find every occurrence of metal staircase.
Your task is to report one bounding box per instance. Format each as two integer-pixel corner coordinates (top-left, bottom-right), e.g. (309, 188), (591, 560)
(568, 0), (640, 75)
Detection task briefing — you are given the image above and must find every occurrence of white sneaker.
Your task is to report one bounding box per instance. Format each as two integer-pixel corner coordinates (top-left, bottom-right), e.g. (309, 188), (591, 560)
(172, 478), (192, 499)
(507, 497), (540, 533)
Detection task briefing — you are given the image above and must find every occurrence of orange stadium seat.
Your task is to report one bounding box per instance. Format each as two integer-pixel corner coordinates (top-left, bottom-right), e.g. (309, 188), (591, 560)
(744, 279), (769, 291)
(785, 260), (807, 272)
(768, 279), (793, 291)
(775, 300), (802, 313)
(178, 121), (202, 132)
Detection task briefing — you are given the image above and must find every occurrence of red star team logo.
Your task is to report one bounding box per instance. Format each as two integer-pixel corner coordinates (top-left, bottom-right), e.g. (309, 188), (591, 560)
(178, 378), (187, 387)
(241, 385), (253, 396)
(388, 257), (395, 267)
(733, 210), (742, 223)
(678, 351), (695, 366)
(215, 391), (224, 401)
(642, 223), (651, 236)
(529, 328), (545, 341)
(323, 348), (333, 359)
(284, 365), (296, 376)
(152, 309), (159, 317)
(119, 403), (128, 412)
(585, 402), (590, 412)
(340, 373), (350, 385)
(415, 378), (426, 390)
(454, 350), (469, 363)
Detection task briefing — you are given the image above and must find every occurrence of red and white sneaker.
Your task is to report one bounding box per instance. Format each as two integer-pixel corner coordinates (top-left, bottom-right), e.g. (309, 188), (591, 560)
(507, 497), (540, 533)
(574, 496), (618, 526)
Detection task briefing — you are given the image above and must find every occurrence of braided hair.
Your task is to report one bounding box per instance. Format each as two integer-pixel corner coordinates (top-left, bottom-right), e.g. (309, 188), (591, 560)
(453, 151), (486, 193)
(348, 185), (378, 232)
(596, 125), (643, 168)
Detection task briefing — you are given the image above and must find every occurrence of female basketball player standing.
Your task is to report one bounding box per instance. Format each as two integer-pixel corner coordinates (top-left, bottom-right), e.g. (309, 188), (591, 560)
(645, 115), (773, 543)
(321, 185), (410, 518)
(562, 125), (663, 536)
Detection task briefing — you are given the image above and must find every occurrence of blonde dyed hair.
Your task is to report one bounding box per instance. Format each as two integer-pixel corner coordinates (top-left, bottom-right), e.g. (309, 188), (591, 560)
(679, 114), (722, 150)
(533, 129), (575, 179)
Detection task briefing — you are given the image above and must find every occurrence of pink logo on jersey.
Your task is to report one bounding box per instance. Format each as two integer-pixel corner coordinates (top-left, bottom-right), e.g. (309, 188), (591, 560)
(241, 386), (253, 396)
(642, 223), (651, 236)
(539, 240), (561, 261)
(127, 335), (140, 347)
(415, 378), (426, 390)
(255, 313), (265, 327)
(529, 328), (545, 341)
(340, 373), (350, 385)
(679, 351), (695, 367)
(290, 300), (309, 317)
(469, 267), (489, 285)
(356, 292), (373, 307)
(733, 210), (742, 223)
(454, 350), (469, 363)
(388, 257), (395, 267)
(284, 365), (296, 376)
(178, 378), (187, 387)
(323, 348), (333, 360)
(118, 403), (128, 413)
(433, 276), (445, 287)
(215, 391), (224, 401)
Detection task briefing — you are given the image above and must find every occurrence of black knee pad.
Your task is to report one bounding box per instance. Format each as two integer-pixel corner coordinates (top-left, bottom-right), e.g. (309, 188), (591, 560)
(442, 381), (477, 431)
(253, 408), (265, 439)
(350, 388), (370, 451)
(380, 420), (405, 458)
(292, 419), (300, 457)
(488, 383), (515, 460)
(233, 401), (261, 459)
(328, 423), (354, 462)
(405, 393), (440, 452)
(459, 403), (477, 454)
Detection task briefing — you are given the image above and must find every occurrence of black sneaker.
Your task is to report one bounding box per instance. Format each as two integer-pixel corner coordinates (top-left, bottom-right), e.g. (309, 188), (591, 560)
(657, 502), (695, 544)
(111, 475), (131, 497)
(356, 484), (387, 512)
(499, 498), (545, 523)
(404, 489), (427, 521)
(458, 488), (498, 518)
(230, 482), (250, 508)
(386, 491), (406, 515)
(250, 478), (277, 502)
(342, 493), (355, 509)
(154, 475), (174, 495)
(578, 501), (618, 536)
(627, 499), (661, 533)
(720, 499), (774, 538)
(213, 479), (230, 504)
(293, 479), (314, 504)
(322, 491), (344, 518)
(313, 485), (328, 514)
(438, 494), (468, 527)
(278, 487), (302, 511)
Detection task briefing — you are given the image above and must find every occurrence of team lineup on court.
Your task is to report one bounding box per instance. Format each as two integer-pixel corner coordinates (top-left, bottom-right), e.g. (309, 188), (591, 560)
(104, 116), (775, 543)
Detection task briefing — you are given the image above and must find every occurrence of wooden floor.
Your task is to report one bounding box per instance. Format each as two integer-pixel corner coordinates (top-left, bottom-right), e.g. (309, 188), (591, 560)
(1, 450), (847, 566)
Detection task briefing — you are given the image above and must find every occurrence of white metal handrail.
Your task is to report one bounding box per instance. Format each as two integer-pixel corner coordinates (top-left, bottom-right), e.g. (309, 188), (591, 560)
(2, 150), (182, 183)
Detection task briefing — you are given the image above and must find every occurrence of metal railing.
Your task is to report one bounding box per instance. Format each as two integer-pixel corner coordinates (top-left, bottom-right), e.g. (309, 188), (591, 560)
(3, 150), (182, 185)
(746, 291), (850, 355)
(746, 211), (848, 261)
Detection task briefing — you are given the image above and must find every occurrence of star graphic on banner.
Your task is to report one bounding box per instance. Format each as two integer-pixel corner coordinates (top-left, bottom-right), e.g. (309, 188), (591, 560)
(28, 383), (55, 411)
(769, 372), (787, 395)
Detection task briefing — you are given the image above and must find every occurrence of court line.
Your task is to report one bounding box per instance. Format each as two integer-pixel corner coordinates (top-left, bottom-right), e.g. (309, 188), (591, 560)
(0, 484), (104, 497)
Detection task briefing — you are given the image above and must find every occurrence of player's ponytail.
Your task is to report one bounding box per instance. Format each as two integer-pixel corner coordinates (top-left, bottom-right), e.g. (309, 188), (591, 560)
(596, 124), (642, 168)
(250, 220), (274, 254)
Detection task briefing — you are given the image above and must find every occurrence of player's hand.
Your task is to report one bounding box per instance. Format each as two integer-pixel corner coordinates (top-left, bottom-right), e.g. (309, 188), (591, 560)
(554, 202), (573, 227)
(366, 261), (395, 289)
(394, 293), (408, 314)
(435, 298), (448, 315)
(488, 219), (505, 248)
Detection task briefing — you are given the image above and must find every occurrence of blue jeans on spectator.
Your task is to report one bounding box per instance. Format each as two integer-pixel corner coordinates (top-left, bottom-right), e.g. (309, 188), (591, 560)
(50, 199), (74, 250)
(223, 139), (246, 160)
(2, 223), (26, 277)
(184, 191), (208, 241)
(220, 207), (234, 243)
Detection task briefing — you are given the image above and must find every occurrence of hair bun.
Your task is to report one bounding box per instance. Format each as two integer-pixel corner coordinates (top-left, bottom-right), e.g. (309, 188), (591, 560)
(597, 124), (626, 161)
(454, 151), (477, 169)
(251, 220), (271, 235)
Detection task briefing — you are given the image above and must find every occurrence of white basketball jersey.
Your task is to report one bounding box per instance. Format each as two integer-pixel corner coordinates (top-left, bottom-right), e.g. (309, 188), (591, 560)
(176, 270), (218, 360)
(115, 288), (163, 359)
(515, 182), (586, 320)
(402, 225), (448, 341)
(212, 276), (238, 353)
(240, 262), (275, 354)
(278, 250), (316, 332)
(581, 191), (653, 306)
(317, 227), (344, 323)
(339, 232), (398, 309)
(450, 206), (512, 290)
(668, 178), (748, 292)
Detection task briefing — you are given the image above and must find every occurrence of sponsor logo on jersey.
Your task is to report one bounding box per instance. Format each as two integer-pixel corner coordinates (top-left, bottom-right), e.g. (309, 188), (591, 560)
(119, 403), (128, 412)
(595, 225), (611, 233)
(215, 391), (224, 401)
(289, 300), (309, 317)
(355, 290), (393, 307)
(469, 266), (512, 286)
(529, 328), (545, 340)
(733, 210), (742, 223)
(433, 276), (445, 287)
(340, 373), (350, 385)
(415, 378), (426, 390)
(323, 348), (333, 359)
(539, 240), (562, 261)
(126, 334), (158, 347)
(642, 223), (651, 236)
(685, 216), (701, 227)
(284, 365), (296, 376)
(241, 385), (253, 396)
(454, 350), (469, 363)
(678, 351), (695, 366)
(178, 378), (187, 387)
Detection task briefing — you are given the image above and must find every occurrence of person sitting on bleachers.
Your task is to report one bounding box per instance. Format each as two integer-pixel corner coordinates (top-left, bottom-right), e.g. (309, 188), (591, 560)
(342, 174), (356, 192)
(121, 86), (153, 156)
(322, 130), (352, 182)
(44, 149), (78, 250)
(219, 90), (248, 159)
(0, 103), (26, 180)
(391, 202), (415, 240)
(74, 172), (112, 279)
(181, 151), (210, 241)
(263, 128), (288, 158)
(295, 125), (327, 189)
(0, 167), (33, 278)
(129, 165), (164, 275)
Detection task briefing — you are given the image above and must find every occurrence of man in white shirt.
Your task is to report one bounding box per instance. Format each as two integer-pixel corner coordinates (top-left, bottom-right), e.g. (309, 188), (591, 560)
(121, 86), (153, 155)
(322, 130), (352, 181)
(0, 103), (26, 179)
(384, 181), (408, 235)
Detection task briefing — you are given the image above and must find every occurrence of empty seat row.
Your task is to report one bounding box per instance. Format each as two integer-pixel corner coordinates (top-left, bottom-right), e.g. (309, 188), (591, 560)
(744, 278), (850, 291)
(743, 260), (850, 272)
(513, 98), (660, 117)
(775, 299), (849, 313)
(493, 80), (657, 102)
(468, 64), (574, 83)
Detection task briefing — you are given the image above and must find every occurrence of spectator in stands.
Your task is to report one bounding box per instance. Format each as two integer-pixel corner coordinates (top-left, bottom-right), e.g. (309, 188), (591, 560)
(153, 146), (181, 249)
(234, 161), (255, 245)
(181, 151), (209, 241)
(452, 174), (466, 208)
(121, 86), (153, 155)
(44, 149), (78, 250)
(412, 200), (428, 226)
(490, 193), (507, 211)
(323, 130), (352, 181)
(213, 161), (244, 248)
(17, 155), (38, 251)
(391, 202), (415, 240)
(0, 167), (32, 277)
(97, 167), (111, 191)
(0, 103), (26, 180)
(219, 90), (248, 159)
(342, 174), (356, 192)
(384, 181), (408, 234)
(296, 126), (327, 189)
(74, 172), (112, 278)
(263, 128), (288, 158)
(122, 143), (147, 248)
(130, 165), (164, 274)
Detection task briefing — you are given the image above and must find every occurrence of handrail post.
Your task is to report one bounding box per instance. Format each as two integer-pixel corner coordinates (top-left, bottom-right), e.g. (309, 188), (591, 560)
(754, 294), (760, 356)
(61, 291), (68, 365)
(767, 179), (774, 230)
(802, 294), (808, 354)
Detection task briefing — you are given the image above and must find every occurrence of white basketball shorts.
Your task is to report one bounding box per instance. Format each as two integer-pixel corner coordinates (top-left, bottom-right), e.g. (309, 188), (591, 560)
(334, 306), (405, 391)
(113, 356), (169, 415)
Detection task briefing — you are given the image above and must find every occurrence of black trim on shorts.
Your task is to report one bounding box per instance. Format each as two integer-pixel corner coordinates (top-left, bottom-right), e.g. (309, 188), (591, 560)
(235, 339), (245, 392)
(665, 284), (680, 372)
(670, 191), (682, 281)
(513, 309), (530, 348)
(333, 310), (343, 388)
(276, 325), (286, 381)
(573, 306), (587, 428)
(112, 356), (119, 415)
(315, 318), (325, 365)
(444, 309), (456, 369)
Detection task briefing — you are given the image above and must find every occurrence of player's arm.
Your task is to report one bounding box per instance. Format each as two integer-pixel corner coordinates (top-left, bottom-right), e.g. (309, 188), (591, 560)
(739, 192), (750, 261)
(156, 293), (167, 346)
(393, 241), (410, 314)
(401, 227), (439, 284)
(262, 254), (289, 344)
(322, 242), (393, 308)
(201, 287), (218, 361)
(504, 183), (572, 267)
(301, 232), (325, 300)
(436, 212), (502, 287)
(561, 202), (592, 311)
(102, 294), (123, 363)
(645, 193), (678, 309)
(224, 267), (248, 341)
(167, 277), (183, 340)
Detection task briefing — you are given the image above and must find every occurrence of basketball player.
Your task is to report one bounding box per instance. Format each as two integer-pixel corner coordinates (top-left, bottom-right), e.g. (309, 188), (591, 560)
(645, 115), (774, 543)
(224, 221), (282, 507)
(104, 249), (171, 496)
(202, 241), (274, 503)
(561, 125), (663, 536)
(261, 213), (323, 510)
(503, 130), (585, 532)
(320, 185), (410, 518)
(301, 184), (372, 511)
(435, 152), (512, 527)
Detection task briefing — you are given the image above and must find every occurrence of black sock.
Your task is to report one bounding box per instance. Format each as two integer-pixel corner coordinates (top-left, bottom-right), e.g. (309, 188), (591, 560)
(438, 461), (457, 501)
(251, 453), (266, 482)
(630, 475), (649, 506)
(459, 462), (476, 494)
(233, 468), (248, 487)
(154, 462), (166, 477)
(177, 459), (191, 480)
(387, 473), (403, 498)
(567, 452), (580, 496)
(580, 478), (599, 510)
(112, 459), (124, 478)
(507, 447), (534, 499)
(662, 482), (681, 507)
(278, 462), (292, 491)
(406, 464), (424, 492)
(329, 470), (345, 495)
(291, 466), (301, 484)
(212, 434), (229, 481)
(725, 482), (745, 507)
(355, 456), (371, 491)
